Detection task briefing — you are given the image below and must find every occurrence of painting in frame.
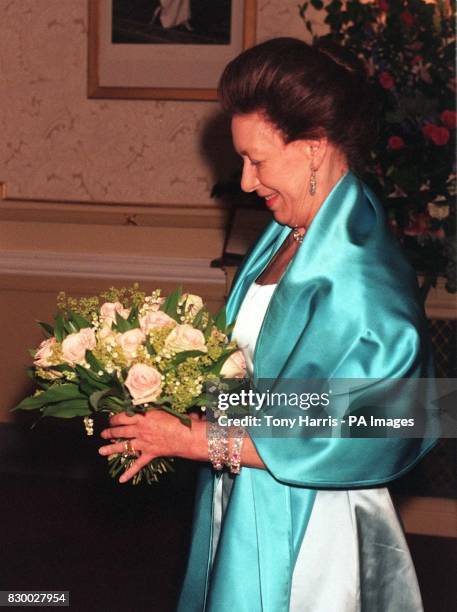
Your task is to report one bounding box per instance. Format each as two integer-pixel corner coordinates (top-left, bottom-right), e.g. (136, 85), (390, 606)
(88, 0), (257, 101)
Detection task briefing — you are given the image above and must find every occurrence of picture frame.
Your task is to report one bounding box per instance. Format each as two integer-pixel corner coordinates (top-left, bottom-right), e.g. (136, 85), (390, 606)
(88, 0), (257, 101)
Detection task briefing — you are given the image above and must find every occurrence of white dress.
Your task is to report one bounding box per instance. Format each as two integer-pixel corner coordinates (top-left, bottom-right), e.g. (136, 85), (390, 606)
(212, 282), (424, 612)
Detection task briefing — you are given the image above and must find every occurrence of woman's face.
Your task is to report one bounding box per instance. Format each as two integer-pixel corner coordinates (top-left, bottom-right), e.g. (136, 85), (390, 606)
(231, 112), (312, 228)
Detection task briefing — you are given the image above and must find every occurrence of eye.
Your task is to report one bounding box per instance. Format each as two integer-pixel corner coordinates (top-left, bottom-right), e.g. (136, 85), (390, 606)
(250, 159), (262, 167)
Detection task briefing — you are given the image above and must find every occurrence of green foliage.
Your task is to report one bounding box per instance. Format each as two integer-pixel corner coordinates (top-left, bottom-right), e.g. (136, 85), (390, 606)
(300, 0), (456, 291)
(162, 286), (182, 321)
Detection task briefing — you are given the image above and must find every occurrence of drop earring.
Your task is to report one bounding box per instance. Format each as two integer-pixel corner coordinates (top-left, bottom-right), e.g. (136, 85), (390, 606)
(309, 162), (317, 196)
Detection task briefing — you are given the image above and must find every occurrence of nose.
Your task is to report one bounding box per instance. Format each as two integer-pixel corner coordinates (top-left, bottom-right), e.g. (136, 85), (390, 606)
(240, 160), (259, 193)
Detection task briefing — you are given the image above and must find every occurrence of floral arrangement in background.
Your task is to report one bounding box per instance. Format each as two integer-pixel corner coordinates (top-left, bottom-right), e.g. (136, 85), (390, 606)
(300, 0), (456, 292)
(14, 285), (245, 484)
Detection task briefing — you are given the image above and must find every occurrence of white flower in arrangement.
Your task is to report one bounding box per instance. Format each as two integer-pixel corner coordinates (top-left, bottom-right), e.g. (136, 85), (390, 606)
(220, 350), (247, 379)
(164, 324), (207, 353)
(34, 337), (57, 367)
(99, 301), (131, 326)
(16, 285), (242, 485)
(125, 363), (163, 405)
(61, 328), (96, 365)
(182, 293), (204, 317)
(139, 310), (175, 334)
(117, 328), (146, 360)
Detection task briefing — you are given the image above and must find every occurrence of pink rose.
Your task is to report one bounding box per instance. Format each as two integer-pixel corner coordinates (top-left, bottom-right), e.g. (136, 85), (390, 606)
(379, 71), (395, 89)
(140, 310), (175, 334)
(117, 329), (146, 359)
(164, 324), (207, 353)
(422, 124), (450, 146)
(440, 110), (457, 130)
(61, 328), (96, 365)
(34, 337), (57, 367)
(220, 350), (247, 379)
(100, 302), (130, 326)
(125, 363), (162, 405)
(388, 136), (405, 150)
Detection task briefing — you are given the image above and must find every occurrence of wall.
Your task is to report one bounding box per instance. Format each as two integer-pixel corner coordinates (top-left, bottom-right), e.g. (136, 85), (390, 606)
(0, 0), (313, 420)
(0, 0), (311, 204)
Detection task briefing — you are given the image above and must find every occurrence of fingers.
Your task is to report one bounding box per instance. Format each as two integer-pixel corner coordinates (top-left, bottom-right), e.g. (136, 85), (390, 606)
(101, 425), (137, 440)
(109, 413), (139, 426)
(98, 439), (141, 457)
(119, 454), (153, 484)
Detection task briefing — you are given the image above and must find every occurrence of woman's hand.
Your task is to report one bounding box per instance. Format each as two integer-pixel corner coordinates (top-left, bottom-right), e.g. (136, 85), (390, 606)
(99, 410), (207, 483)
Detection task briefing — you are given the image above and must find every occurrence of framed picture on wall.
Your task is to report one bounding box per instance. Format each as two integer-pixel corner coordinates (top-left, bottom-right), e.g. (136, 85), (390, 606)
(88, 0), (257, 101)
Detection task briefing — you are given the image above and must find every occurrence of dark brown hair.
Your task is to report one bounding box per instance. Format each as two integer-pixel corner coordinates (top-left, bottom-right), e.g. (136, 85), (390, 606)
(218, 37), (377, 173)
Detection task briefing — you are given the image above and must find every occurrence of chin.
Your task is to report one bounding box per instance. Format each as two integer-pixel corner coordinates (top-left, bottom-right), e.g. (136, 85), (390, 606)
(272, 211), (292, 227)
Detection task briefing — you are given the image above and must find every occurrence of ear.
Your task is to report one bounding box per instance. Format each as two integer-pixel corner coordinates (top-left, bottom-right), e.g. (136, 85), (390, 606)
(305, 137), (328, 169)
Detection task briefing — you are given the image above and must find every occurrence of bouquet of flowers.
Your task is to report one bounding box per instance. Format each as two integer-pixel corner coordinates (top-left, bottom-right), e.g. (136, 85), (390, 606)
(14, 285), (246, 484)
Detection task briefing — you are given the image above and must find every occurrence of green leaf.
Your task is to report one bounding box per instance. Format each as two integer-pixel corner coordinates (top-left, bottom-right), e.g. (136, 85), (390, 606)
(114, 312), (131, 333)
(13, 383), (84, 411)
(192, 308), (205, 330)
(89, 388), (113, 411)
(127, 305), (139, 324)
(209, 348), (239, 376)
(214, 307), (227, 333)
(37, 321), (54, 337)
(169, 350), (206, 367)
(162, 286), (182, 321)
(42, 399), (91, 418)
(85, 351), (107, 377)
(54, 313), (66, 343)
(68, 310), (91, 330)
(74, 364), (110, 390)
(64, 319), (78, 334)
(145, 337), (156, 356)
(204, 315), (215, 340)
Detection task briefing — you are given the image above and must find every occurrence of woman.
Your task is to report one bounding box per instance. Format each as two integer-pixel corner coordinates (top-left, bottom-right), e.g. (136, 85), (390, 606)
(99, 38), (437, 611)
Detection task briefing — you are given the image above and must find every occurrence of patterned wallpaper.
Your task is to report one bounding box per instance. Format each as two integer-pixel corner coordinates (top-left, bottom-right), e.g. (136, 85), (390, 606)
(0, 0), (312, 205)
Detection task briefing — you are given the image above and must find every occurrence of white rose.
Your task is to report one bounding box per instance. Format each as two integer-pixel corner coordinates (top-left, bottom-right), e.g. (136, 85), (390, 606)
(164, 324), (207, 353)
(139, 310), (175, 334)
(117, 329), (146, 359)
(61, 328), (96, 365)
(125, 363), (162, 405)
(100, 301), (130, 326)
(34, 337), (57, 368)
(220, 350), (247, 379)
(182, 293), (203, 317)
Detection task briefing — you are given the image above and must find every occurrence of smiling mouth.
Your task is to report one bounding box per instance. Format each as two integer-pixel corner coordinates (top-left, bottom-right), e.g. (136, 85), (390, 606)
(263, 193), (278, 208)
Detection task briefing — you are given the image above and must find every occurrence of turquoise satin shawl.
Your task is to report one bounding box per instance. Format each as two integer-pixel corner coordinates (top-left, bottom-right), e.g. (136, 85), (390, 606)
(177, 172), (437, 612)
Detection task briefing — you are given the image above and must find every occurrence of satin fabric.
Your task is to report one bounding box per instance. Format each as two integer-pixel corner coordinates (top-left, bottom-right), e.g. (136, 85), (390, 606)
(177, 172), (437, 612)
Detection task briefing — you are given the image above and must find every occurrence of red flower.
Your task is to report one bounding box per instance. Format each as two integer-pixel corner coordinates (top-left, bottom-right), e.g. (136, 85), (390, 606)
(378, 0), (389, 11)
(441, 110), (457, 130)
(379, 71), (395, 89)
(430, 227), (445, 239)
(412, 55), (423, 65)
(422, 123), (450, 146)
(388, 136), (405, 150)
(404, 213), (429, 237)
(400, 10), (414, 27)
